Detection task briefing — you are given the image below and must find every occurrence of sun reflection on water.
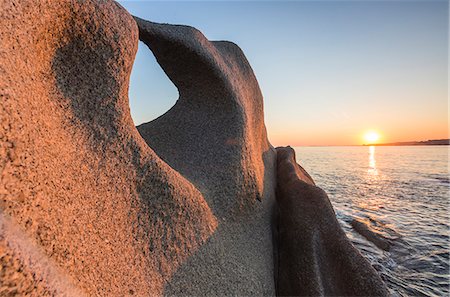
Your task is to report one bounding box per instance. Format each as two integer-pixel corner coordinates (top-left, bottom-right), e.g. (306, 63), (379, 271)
(368, 146), (378, 175)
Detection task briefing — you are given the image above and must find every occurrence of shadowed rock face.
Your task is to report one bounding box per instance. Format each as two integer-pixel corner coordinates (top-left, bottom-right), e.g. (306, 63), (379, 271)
(274, 147), (389, 296)
(134, 17), (276, 218)
(1, 1), (217, 295)
(134, 17), (277, 296)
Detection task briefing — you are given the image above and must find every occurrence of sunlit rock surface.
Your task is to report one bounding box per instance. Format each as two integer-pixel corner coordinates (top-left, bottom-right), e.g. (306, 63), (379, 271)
(0, 1), (216, 295)
(274, 147), (389, 296)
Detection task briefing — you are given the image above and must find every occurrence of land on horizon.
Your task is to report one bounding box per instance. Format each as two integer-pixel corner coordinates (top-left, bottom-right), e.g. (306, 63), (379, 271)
(363, 139), (449, 146)
(287, 138), (450, 147)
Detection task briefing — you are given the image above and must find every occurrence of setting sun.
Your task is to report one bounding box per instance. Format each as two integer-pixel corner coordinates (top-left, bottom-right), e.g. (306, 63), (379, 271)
(364, 131), (380, 144)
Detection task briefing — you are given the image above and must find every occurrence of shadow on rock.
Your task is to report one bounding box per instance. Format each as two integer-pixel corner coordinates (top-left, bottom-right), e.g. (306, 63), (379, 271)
(274, 146), (389, 296)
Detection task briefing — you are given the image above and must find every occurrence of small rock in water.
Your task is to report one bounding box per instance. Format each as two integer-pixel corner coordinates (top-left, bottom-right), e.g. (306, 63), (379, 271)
(351, 218), (392, 251)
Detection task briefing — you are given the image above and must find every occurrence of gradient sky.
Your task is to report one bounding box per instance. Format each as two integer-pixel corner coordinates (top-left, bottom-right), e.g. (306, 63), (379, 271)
(119, 0), (448, 146)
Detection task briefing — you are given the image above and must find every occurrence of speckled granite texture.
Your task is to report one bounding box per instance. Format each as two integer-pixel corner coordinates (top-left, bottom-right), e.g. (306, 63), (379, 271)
(1, 1), (217, 295)
(134, 17), (277, 217)
(274, 147), (389, 296)
(135, 17), (277, 296)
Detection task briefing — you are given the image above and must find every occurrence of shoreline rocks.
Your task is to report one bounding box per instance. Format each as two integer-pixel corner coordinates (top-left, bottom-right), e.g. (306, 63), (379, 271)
(274, 146), (389, 296)
(351, 218), (392, 251)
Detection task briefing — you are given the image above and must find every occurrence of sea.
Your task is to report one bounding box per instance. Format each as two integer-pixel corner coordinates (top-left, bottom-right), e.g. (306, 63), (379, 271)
(293, 146), (449, 297)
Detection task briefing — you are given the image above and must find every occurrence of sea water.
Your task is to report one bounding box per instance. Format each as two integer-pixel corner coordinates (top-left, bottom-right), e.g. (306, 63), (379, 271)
(293, 146), (449, 296)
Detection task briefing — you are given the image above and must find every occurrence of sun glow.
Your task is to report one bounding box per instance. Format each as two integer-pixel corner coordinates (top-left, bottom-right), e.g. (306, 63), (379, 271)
(364, 131), (380, 144)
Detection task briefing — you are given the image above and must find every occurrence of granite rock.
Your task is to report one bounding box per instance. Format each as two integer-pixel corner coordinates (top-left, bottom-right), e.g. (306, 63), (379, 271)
(274, 146), (389, 296)
(134, 17), (277, 218)
(134, 17), (277, 295)
(1, 1), (217, 295)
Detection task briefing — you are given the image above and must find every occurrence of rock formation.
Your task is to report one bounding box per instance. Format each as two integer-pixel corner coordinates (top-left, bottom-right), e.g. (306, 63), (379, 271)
(134, 17), (277, 296)
(1, 0), (276, 295)
(274, 147), (389, 296)
(1, 0), (388, 296)
(134, 17), (276, 217)
(1, 0), (217, 295)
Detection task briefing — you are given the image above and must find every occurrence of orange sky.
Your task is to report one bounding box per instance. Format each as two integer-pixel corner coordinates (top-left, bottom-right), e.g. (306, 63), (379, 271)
(269, 120), (449, 146)
(125, 1), (449, 147)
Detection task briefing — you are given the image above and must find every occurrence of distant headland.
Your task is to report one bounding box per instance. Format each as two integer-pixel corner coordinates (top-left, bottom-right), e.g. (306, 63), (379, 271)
(364, 139), (449, 146)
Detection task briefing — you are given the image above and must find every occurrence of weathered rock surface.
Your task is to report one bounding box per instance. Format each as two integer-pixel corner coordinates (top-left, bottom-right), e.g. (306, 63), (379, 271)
(274, 146), (389, 296)
(1, 0), (277, 295)
(1, 0), (390, 296)
(134, 17), (277, 295)
(134, 17), (276, 217)
(1, 1), (217, 295)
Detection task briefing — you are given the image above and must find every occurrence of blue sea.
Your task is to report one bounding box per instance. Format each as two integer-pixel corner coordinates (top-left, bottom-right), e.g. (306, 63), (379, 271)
(293, 146), (449, 296)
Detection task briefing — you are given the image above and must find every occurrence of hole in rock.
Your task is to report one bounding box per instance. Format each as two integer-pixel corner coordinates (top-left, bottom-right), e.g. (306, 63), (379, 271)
(129, 41), (178, 126)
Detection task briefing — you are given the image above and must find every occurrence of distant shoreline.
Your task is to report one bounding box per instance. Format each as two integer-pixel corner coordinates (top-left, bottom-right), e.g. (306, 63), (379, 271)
(288, 139), (450, 147)
(363, 139), (449, 146)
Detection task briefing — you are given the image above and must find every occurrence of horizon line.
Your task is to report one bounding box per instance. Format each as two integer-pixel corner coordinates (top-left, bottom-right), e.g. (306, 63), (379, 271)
(273, 138), (450, 147)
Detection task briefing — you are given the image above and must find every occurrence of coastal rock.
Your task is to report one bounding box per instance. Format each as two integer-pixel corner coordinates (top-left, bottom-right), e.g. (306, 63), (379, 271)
(1, 1), (217, 295)
(274, 147), (389, 296)
(134, 17), (277, 295)
(351, 218), (392, 251)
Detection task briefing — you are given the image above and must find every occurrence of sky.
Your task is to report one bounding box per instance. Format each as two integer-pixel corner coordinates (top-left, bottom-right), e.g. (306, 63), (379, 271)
(119, 0), (448, 146)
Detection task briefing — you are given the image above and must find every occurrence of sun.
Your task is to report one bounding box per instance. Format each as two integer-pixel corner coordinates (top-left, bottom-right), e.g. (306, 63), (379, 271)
(364, 131), (380, 144)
